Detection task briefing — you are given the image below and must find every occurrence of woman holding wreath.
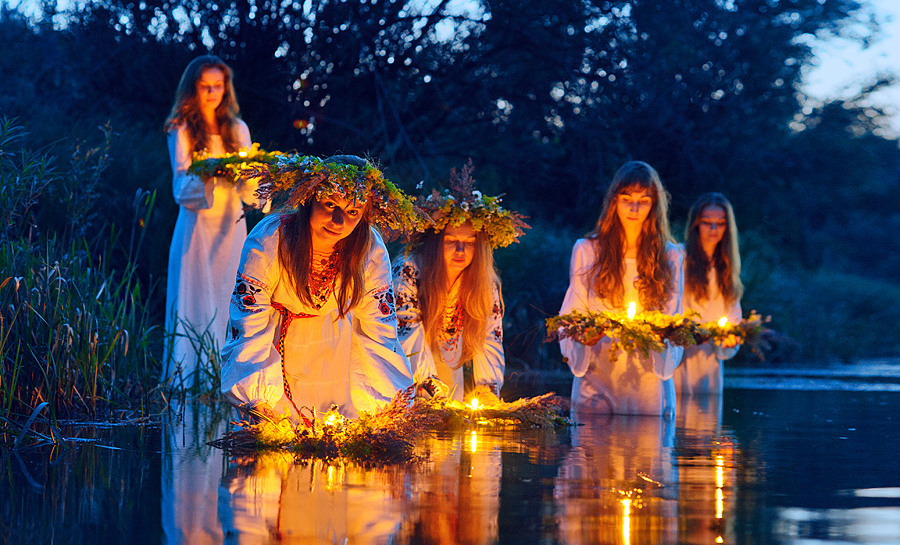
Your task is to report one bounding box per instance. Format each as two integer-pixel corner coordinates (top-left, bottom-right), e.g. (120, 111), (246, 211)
(557, 161), (684, 418)
(674, 193), (743, 396)
(164, 55), (259, 382)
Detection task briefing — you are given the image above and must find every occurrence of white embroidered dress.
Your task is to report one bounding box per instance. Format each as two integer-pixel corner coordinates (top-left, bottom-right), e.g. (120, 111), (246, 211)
(220, 214), (413, 419)
(558, 239), (684, 417)
(392, 259), (505, 401)
(674, 263), (742, 396)
(164, 121), (254, 379)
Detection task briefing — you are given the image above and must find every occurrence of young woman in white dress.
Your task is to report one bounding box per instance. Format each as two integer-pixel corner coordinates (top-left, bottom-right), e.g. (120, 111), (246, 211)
(392, 169), (526, 401)
(558, 161), (684, 418)
(674, 193), (743, 396)
(164, 55), (257, 384)
(220, 156), (416, 421)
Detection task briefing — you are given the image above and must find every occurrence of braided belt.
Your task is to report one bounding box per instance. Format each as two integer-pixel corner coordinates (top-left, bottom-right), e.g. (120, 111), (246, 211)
(271, 301), (316, 425)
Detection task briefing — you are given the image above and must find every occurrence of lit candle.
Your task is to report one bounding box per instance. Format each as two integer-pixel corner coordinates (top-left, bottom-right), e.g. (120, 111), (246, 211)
(470, 398), (480, 411)
(627, 301), (636, 320)
(718, 316), (728, 327)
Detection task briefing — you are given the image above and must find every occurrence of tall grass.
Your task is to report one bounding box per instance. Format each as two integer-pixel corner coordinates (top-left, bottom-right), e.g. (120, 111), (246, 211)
(0, 119), (162, 430)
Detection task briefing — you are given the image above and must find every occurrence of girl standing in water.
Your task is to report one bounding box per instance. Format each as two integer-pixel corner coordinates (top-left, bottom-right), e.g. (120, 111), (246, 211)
(674, 193), (743, 396)
(558, 161), (684, 418)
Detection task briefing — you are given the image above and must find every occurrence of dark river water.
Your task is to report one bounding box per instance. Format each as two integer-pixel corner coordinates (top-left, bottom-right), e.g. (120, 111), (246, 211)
(4, 384), (900, 544)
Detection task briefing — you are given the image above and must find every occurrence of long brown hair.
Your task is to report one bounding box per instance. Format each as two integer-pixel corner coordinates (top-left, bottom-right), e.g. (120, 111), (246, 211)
(277, 156), (374, 318)
(684, 192), (743, 304)
(412, 227), (501, 368)
(586, 161), (675, 310)
(164, 55), (242, 153)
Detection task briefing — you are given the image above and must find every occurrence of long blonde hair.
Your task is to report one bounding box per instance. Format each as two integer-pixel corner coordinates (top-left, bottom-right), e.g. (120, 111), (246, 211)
(586, 161), (675, 310)
(413, 228), (501, 368)
(164, 55), (243, 153)
(684, 192), (743, 304)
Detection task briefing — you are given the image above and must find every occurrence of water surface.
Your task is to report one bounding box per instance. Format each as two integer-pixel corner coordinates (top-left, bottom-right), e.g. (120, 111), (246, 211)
(4, 385), (900, 544)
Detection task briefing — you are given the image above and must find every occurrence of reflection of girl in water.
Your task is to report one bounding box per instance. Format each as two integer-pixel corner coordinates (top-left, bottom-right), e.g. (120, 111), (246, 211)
(558, 161), (684, 417)
(393, 164), (526, 401)
(164, 55), (258, 382)
(674, 193), (743, 396)
(220, 156), (415, 421)
(554, 415), (678, 544)
(219, 455), (405, 544)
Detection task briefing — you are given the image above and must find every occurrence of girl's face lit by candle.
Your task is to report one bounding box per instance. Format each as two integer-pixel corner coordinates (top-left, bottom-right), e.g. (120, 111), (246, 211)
(443, 223), (477, 282)
(616, 190), (653, 232)
(196, 67), (226, 117)
(698, 205), (727, 257)
(309, 195), (366, 251)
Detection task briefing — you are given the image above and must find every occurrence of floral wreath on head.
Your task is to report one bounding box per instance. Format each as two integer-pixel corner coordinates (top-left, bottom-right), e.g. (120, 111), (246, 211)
(412, 160), (529, 249)
(225, 153), (425, 238)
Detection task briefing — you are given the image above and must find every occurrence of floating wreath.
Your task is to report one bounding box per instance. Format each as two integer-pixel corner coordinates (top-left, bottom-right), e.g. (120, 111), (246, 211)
(209, 387), (572, 464)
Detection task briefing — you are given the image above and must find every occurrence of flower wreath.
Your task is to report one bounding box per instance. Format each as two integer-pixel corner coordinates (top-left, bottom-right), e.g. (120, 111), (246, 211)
(412, 160), (529, 249)
(187, 143), (284, 180)
(208, 153), (425, 238)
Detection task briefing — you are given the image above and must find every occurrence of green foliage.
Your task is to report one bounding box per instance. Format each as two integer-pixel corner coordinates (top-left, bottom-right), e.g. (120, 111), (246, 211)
(0, 120), (162, 422)
(1, 0), (898, 374)
(743, 266), (900, 363)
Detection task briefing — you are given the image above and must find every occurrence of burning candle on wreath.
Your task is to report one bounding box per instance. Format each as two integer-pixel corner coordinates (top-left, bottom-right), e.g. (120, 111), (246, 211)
(469, 398), (481, 422)
(627, 301), (637, 320)
(718, 316), (728, 328)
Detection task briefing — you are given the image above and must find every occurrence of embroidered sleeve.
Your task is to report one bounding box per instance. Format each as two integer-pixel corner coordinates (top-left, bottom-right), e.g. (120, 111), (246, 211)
(391, 258), (435, 383)
(220, 216), (285, 409)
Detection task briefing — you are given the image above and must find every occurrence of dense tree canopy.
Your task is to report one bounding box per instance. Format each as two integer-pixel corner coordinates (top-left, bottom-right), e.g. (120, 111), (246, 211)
(2, 0), (899, 362)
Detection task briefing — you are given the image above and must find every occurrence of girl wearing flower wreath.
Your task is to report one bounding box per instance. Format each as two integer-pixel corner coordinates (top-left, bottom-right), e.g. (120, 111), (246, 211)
(220, 155), (417, 421)
(674, 193), (743, 396)
(392, 162), (528, 402)
(164, 55), (260, 382)
(558, 161), (684, 418)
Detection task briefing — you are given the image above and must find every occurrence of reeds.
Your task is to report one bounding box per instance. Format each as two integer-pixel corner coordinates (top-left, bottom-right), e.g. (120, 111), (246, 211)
(0, 119), (163, 438)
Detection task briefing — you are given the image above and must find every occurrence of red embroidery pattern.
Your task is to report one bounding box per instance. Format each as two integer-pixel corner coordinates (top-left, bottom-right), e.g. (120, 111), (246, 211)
(439, 300), (463, 351)
(309, 250), (340, 309)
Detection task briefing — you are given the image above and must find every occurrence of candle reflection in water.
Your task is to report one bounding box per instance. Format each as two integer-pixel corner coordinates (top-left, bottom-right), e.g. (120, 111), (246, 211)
(554, 412), (678, 544)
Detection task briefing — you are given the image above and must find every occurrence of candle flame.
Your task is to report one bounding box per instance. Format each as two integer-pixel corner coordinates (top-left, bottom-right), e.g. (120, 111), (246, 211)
(718, 316), (728, 327)
(325, 413), (337, 426)
(470, 398), (480, 411)
(627, 301), (636, 320)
